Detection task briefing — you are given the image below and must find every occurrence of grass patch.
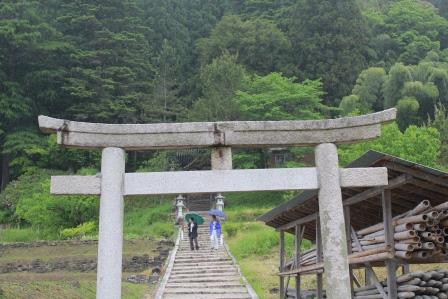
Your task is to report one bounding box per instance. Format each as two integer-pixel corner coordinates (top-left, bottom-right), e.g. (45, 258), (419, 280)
(124, 197), (174, 239)
(0, 280), (147, 299)
(0, 228), (55, 243)
(224, 191), (312, 298)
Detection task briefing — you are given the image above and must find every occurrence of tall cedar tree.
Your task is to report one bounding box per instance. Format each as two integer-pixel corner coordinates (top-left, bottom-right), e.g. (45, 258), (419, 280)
(55, 0), (155, 123)
(288, 0), (370, 103)
(140, 0), (228, 98)
(0, 1), (71, 189)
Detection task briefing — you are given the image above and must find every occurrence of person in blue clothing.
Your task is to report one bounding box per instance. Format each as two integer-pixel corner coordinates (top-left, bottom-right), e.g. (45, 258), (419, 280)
(209, 215), (221, 250)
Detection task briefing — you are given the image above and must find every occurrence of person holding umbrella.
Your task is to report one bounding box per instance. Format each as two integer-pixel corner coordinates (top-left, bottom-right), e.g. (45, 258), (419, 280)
(209, 214), (221, 250)
(187, 217), (199, 251)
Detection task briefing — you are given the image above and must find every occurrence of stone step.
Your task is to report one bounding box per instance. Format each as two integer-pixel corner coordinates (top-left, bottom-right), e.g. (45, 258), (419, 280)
(172, 268), (237, 274)
(175, 255), (228, 259)
(163, 287), (249, 294)
(168, 276), (241, 283)
(166, 282), (244, 289)
(173, 264), (236, 272)
(171, 269), (238, 275)
(175, 257), (231, 263)
(173, 261), (232, 267)
(163, 294), (251, 299)
(169, 272), (239, 279)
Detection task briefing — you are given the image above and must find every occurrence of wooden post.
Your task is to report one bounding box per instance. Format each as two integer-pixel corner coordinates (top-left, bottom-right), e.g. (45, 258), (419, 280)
(344, 206), (355, 298)
(316, 218), (323, 299)
(295, 225), (302, 299)
(382, 190), (397, 299)
(402, 264), (410, 274)
(280, 230), (285, 299)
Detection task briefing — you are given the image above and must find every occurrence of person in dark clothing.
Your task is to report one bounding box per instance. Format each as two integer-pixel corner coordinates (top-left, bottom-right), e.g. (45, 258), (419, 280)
(188, 218), (199, 251)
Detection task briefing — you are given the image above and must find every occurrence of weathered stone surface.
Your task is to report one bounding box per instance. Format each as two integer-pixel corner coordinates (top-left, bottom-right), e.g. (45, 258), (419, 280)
(339, 167), (388, 187)
(50, 167), (388, 195)
(96, 147), (125, 299)
(315, 143), (351, 299)
(0, 255), (164, 274)
(38, 109), (396, 149)
(211, 147), (232, 170)
(51, 175), (100, 195)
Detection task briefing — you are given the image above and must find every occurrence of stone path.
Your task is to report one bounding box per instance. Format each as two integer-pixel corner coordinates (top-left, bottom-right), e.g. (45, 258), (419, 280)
(158, 212), (257, 299)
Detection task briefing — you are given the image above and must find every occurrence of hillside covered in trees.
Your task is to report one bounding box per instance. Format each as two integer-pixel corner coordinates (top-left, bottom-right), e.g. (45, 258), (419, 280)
(1, 0), (448, 239)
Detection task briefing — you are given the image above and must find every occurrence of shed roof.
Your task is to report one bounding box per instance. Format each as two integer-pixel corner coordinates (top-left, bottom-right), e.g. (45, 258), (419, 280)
(258, 150), (448, 241)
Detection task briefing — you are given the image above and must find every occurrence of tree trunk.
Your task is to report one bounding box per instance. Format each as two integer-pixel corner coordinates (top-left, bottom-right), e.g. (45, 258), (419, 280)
(1, 154), (10, 191)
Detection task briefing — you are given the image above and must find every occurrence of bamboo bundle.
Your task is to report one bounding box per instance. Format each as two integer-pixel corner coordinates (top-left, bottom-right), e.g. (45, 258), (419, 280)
(291, 200), (448, 270)
(354, 200), (448, 261)
(354, 269), (448, 299)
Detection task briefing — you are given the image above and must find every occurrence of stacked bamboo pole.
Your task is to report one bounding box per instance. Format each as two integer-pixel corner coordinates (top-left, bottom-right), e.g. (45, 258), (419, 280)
(354, 200), (448, 261)
(292, 200), (448, 268)
(354, 269), (448, 299)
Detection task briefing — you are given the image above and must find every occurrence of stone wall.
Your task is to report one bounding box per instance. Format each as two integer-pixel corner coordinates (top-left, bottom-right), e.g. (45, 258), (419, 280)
(0, 239), (173, 274)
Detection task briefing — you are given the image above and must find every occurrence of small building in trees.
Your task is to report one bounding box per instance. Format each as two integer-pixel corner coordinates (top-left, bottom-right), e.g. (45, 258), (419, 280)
(259, 150), (448, 299)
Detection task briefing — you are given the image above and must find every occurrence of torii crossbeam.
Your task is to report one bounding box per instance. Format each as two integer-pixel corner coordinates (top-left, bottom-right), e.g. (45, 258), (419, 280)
(39, 109), (396, 299)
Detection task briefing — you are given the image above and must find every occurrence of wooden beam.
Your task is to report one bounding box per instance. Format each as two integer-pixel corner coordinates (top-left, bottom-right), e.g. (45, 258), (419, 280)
(382, 190), (397, 299)
(280, 230), (285, 299)
(384, 161), (448, 188)
(408, 177), (448, 196)
(295, 225), (302, 299)
(276, 213), (318, 231)
(343, 174), (410, 206)
(316, 218), (323, 299)
(344, 206), (355, 298)
(351, 227), (388, 299)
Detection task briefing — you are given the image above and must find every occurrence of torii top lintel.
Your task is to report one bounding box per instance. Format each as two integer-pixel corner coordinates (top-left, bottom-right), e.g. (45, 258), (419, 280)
(38, 109), (396, 150)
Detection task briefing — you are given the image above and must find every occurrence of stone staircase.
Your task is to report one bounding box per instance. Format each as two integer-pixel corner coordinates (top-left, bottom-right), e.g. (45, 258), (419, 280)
(158, 212), (257, 299)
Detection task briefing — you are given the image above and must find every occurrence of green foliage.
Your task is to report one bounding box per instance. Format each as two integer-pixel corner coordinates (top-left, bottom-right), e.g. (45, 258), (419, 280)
(197, 15), (291, 74)
(0, 169), (98, 230)
(352, 67), (387, 111)
(288, 0), (370, 100)
(0, 228), (51, 243)
(56, 0), (155, 123)
(224, 223), (239, 238)
(61, 221), (97, 239)
(346, 60), (448, 129)
(230, 226), (279, 257)
(365, 0), (448, 66)
(339, 123), (441, 167)
(396, 97), (420, 130)
(429, 104), (448, 167)
(233, 151), (263, 169)
(147, 222), (174, 238)
(124, 197), (173, 238)
(235, 73), (329, 120)
(226, 191), (287, 209)
(189, 53), (245, 121)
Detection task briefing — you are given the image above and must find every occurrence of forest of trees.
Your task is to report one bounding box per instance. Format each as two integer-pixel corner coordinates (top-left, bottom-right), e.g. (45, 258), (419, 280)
(1, 0), (448, 233)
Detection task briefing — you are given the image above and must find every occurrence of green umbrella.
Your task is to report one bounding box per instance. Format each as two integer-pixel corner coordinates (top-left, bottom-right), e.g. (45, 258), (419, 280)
(185, 213), (204, 225)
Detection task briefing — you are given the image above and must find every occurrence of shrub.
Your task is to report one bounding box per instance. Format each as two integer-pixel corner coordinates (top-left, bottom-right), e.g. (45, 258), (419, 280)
(224, 223), (238, 238)
(61, 221), (97, 239)
(148, 222), (174, 238)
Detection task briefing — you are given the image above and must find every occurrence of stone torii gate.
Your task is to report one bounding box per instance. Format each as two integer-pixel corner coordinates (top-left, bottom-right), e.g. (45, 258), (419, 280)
(38, 108), (396, 299)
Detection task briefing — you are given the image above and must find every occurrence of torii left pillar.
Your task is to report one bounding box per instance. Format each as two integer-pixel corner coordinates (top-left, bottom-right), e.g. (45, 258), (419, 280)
(96, 147), (125, 299)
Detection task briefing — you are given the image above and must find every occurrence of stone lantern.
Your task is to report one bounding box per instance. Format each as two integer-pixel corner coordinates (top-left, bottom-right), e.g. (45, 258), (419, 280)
(215, 193), (225, 211)
(176, 194), (185, 219)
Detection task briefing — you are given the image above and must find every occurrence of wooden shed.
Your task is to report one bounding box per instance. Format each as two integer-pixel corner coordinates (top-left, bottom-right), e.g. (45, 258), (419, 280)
(258, 150), (448, 299)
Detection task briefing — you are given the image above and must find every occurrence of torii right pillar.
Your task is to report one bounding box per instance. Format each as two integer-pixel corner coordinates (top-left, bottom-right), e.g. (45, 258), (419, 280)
(315, 143), (351, 298)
